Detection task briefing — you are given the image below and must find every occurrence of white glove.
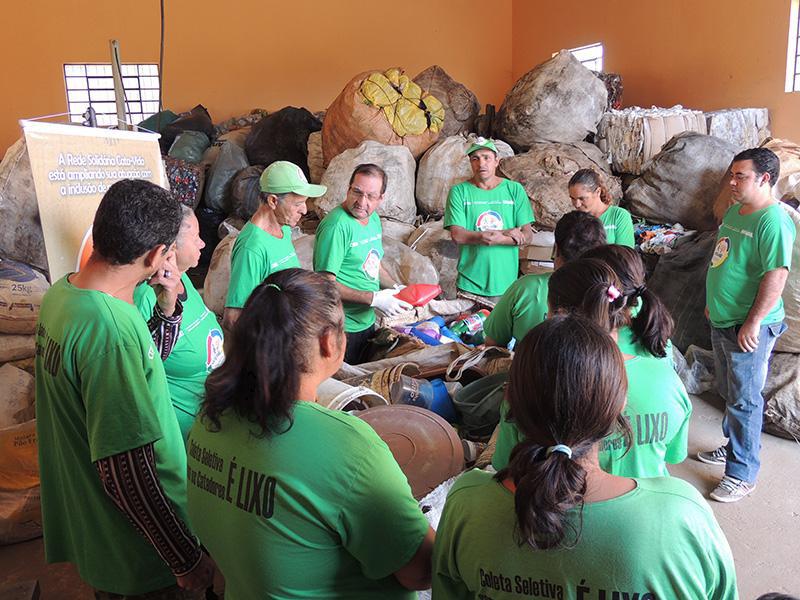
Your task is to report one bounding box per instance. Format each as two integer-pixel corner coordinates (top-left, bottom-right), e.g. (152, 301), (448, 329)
(370, 288), (413, 317)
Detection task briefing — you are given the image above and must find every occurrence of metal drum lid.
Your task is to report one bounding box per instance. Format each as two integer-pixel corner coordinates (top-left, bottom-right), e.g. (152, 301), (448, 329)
(357, 405), (464, 499)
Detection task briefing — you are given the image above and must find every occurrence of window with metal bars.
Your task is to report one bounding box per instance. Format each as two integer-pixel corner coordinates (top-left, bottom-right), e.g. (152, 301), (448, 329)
(64, 63), (160, 127)
(786, 0), (800, 92)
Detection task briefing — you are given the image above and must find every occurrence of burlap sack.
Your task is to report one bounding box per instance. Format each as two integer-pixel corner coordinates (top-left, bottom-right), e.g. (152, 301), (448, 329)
(307, 131), (326, 184)
(498, 142), (621, 229)
(322, 68), (444, 166)
(0, 140), (48, 273)
(203, 232), (238, 316)
(416, 135), (514, 217)
(495, 50), (607, 150)
(316, 141), (417, 224)
(0, 259), (49, 334)
(413, 65), (480, 137)
(774, 203), (800, 352)
(763, 351), (800, 440)
(407, 220), (460, 300)
(625, 132), (737, 231)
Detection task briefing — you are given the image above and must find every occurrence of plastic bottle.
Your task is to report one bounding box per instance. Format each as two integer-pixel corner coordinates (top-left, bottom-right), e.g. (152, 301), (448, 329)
(450, 309), (490, 337)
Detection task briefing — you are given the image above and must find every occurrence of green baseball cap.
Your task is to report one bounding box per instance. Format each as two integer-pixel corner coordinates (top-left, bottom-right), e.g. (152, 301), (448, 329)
(259, 161), (327, 197)
(466, 137), (498, 156)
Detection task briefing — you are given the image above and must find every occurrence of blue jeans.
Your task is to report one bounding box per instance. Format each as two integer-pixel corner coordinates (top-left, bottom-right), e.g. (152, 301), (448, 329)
(711, 321), (786, 483)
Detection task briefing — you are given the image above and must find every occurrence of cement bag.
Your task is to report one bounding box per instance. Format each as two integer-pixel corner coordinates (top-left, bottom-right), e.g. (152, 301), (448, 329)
(408, 220), (460, 300)
(647, 231), (718, 352)
(168, 131), (211, 164)
(316, 141), (417, 224)
(596, 106), (707, 175)
(706, 108), (770, 153)
(203, 232), (238, 316)
(413, 65), (480, 137)
(307, 131), (325, 184)
(161, 105), (215, 154)
(763, 352), (800, 440)
(0, 363), (39, 545)
(499, 142), (622, 229)
(322, 67), (445, 166)
(713, 138), (800, 223)
(0, 259), (49, 334)
(0, 334), (35, 363)
(381, 218), (416, 242)
(245, 107), (322, 179)
(0, 140), (48, 273)
(774, 203), (800, 352)
(204, 141), (249, 213)
(416, 135), (514, 217)
(625, 132), (737, 231)
(230, 165), (264, 221)
(164, 157), (205, 209)
(495, 50), (608, 150)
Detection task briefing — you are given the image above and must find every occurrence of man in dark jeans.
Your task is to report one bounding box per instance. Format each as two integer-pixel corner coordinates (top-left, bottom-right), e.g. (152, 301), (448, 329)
(699, 148), (796, 503)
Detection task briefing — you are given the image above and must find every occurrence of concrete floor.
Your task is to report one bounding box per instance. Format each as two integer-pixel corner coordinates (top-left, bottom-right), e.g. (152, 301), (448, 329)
(0, 393), (798, 599)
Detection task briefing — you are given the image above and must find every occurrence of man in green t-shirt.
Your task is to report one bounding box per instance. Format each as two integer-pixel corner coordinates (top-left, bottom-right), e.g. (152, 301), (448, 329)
(35, 180), (215, 597)
(700, 148), (796, 503)
(314, 163), (412, 364)
(444, 138), (535, 307)
(223, 161), (326, 331)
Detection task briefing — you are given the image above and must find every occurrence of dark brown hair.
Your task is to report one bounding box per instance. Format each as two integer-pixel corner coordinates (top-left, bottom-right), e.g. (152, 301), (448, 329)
(201, 268), (344, 435)
(554, 210), (607, 262)
(349, 163), (388, 194)
(547, 258), (628, 332)
(568, 168), (611, 205)
(582, 245), (674, 358)
(499, 315), (628, 549)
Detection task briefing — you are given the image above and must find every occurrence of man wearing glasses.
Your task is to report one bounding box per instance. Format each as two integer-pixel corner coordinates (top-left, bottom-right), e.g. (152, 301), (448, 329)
(314, 163), (411, 364)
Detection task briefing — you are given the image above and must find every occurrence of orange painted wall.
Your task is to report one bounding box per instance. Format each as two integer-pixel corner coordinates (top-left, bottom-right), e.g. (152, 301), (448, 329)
(512, 0), (800, 142)
(0, 0), (513, 154)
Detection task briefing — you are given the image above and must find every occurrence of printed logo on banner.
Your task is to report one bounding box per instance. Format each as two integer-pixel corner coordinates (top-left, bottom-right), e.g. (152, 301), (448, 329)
(711, 237), (731, 268)
(206, 329), (225, 371)
(476, 210), (504, 231)
(362, 248), (381, 280)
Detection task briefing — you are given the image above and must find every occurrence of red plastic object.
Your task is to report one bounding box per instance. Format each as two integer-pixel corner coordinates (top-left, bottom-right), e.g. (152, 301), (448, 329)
(394, 283), (442, 307)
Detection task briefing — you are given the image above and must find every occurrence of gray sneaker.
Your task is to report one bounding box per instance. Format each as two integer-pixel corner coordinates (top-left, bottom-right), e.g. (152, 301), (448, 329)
(697, 445), (728, 466)
(710, 475), (756, 503)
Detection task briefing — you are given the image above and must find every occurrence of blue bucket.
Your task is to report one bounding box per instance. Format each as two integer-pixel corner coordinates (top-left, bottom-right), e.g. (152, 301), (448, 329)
(390, 375), (457, 422)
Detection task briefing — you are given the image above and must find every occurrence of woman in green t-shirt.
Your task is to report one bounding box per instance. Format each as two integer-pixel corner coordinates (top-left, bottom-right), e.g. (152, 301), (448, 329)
(433, 315), (737, 599)
(568, 168), (635, 247)
(186, 269), (434, 600)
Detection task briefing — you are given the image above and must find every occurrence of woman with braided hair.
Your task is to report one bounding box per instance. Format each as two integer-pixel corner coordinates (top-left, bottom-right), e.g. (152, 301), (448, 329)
(432, 314), (736, 599)
(569, 168), (635, 247)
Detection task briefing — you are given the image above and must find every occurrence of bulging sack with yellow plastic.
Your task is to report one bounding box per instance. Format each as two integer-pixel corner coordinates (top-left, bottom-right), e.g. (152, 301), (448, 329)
(322, 68), (444, 166)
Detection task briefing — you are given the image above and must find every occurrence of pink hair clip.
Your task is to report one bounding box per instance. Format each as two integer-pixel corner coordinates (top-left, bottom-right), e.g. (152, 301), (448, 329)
(607, 285), (621, 302)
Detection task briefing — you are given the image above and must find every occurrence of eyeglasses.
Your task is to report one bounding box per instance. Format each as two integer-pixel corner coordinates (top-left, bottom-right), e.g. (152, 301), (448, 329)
(348, 186), (381, 202)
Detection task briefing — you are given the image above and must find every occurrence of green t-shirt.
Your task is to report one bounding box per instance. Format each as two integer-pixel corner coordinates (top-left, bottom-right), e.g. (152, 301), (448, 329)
(313, 206), (383, 332)
(706, 203), (795, 328)
(444, 179), (535, 297)
(491, 352), (691, 476)
(598, 354), (692, 477)
(483, 273), (551, 347)
(616, 325), (674, 362)
(186, 401), (429, 600)
(134, 273), (225, 442)
(35, 276), (190, 595)
(226, 221), (301, 309)
(598, 205), (635, 247)
(432, 470), (738, 600)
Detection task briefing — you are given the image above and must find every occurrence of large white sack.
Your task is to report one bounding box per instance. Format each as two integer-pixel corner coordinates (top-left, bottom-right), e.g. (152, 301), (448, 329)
(413, 65), (481, 137)
(498, 142), (622, 229)
(0, 259), (49, 334)
(775, 203), (800, 352)
(625, 132), (738, 231)
(763, 352), (800, 440)
(495, 50), (608, 150)
(706, 108), (770, 153)
(316, 141), (417, 224)
(407, 220), (460, 300)
(416, 135), (514, 217)
(596, 106), (707, 175)
(0, 140), (48, 273)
